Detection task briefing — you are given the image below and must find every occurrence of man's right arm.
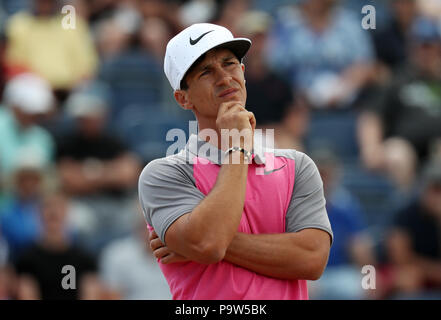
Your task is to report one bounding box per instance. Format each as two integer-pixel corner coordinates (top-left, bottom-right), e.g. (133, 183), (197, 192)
(141, 102), (255, 264)
(163, 152), (249, 264)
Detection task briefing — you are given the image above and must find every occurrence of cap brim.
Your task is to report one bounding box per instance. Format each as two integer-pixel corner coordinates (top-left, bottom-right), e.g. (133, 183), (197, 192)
(178, 38), (251, 90)
(212, 38), (252, 62)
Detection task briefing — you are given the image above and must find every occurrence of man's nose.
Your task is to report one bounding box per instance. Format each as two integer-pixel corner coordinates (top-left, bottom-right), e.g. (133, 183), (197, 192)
(214, 67), (232, 87)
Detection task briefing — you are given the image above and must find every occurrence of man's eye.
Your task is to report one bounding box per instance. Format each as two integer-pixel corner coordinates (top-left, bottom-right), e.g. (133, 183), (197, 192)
(200, 70), (210, 77)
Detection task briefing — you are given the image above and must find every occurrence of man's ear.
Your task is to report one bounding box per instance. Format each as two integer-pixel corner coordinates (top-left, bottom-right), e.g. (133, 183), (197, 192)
(174, 90), (193, 110)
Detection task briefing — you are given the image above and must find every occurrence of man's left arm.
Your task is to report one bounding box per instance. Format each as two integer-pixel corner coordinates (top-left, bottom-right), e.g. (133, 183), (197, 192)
(224, 229), (330, 280)
(224, 152), (332, 280)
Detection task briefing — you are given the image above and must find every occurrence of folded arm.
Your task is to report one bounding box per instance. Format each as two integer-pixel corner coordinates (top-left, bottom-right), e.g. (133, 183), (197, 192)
(149, 150), (333, 281)
(151, 228), (331, 280)
(162, 153), (249, 264)
(224, 228), (331, 280)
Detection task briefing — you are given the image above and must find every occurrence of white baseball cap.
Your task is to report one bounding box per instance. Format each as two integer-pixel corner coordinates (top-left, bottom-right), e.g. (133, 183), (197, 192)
(65, 93), (107, 118)
(164, 23), (251, 91)
(3, 73), (54, 114)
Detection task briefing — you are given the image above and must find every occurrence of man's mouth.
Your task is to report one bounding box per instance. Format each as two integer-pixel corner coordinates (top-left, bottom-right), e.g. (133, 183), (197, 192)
(218, 88), (238, 98)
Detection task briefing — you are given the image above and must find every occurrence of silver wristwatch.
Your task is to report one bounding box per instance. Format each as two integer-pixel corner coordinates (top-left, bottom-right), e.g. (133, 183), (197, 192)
(224, 147), (252, 163)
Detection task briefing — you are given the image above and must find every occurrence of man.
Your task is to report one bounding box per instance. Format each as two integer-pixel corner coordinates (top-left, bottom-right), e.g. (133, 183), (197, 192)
(0, 73), (55, 178)
(0, 149), (46, 261)
(56, 86), (141, 252)
(4, 0), (98, 101)
(99, 209), (172, 300)
(384, 160), (441, 299)
(373, 0), (418, 71)
(13, 192), (102, 300)
(266, 0), (375, 109)
(358, 17), (441, 192)
(138, 23), (333, 300)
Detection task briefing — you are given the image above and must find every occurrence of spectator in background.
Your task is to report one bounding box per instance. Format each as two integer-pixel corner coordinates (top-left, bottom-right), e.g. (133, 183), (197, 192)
(87, 0), (120, 26)
(213, 0), (250, 34)
(358, 17), (441, 192)
(96, 6), (171, 123)
(379, 0), (419, 64)
(139, 17), (173, 65)
(0, 150), (46, 261)
(88, 0), (181, 34)
(58, 84), (140, 197)
(178, 0), (217, 27)
(0, 73), (55, 177)
(94, 14), (132, 61)
(267, 0), (376, 109)
(308, 148), (377, 299)
(373, 0), (419, 72)
(384, 160), (441, 299)
(100, 208), (172, 300)
(13, 191), (104, 300)
(236, 10), (309, 151)
(139, 16), (187, 118)
(4, 0), (98, 103)
(56, 86), (141, 252)
(138, 0), (182, 34)
(417, 0), (441, 19)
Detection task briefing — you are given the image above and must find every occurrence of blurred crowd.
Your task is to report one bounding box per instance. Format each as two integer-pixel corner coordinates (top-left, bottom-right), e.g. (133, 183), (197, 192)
(0, 0), (441, 300)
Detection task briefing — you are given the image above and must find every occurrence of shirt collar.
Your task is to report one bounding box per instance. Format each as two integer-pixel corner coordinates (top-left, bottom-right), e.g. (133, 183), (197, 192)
(186, 134), (266, 166)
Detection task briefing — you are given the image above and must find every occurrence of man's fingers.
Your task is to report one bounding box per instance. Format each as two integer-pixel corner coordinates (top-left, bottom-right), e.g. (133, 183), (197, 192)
(148, 230), (158, 241)
(218, 103), (251, 123)
(161, 252), (189, 264)
(224, 105), (246, 116)
(150, 237), (164, 251)
(220, 109), (252, 125)
(217, 101), (234, 117)
(148, 229), (189, 264)
(248, 111), (256, 131)
(160, 254), (176, 264)
(218, 101), (244, 117)
(153, 246), (171, 259)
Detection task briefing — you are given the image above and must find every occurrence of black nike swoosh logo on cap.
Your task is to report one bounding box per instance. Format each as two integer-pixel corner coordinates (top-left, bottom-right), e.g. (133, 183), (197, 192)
(189, 30), (214, 45)
(263, 164), (287, 175)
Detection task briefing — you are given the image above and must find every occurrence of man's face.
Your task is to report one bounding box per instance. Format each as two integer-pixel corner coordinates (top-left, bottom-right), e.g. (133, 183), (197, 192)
(11, 106), (41, 128)
(40, 194), (68, 235)
(15, 169), (42, 200)
(78, 112), (106, 138)
(180, 48), (247, 118)
(412, 41), (441, 76)
(393, 0), (416, 23)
